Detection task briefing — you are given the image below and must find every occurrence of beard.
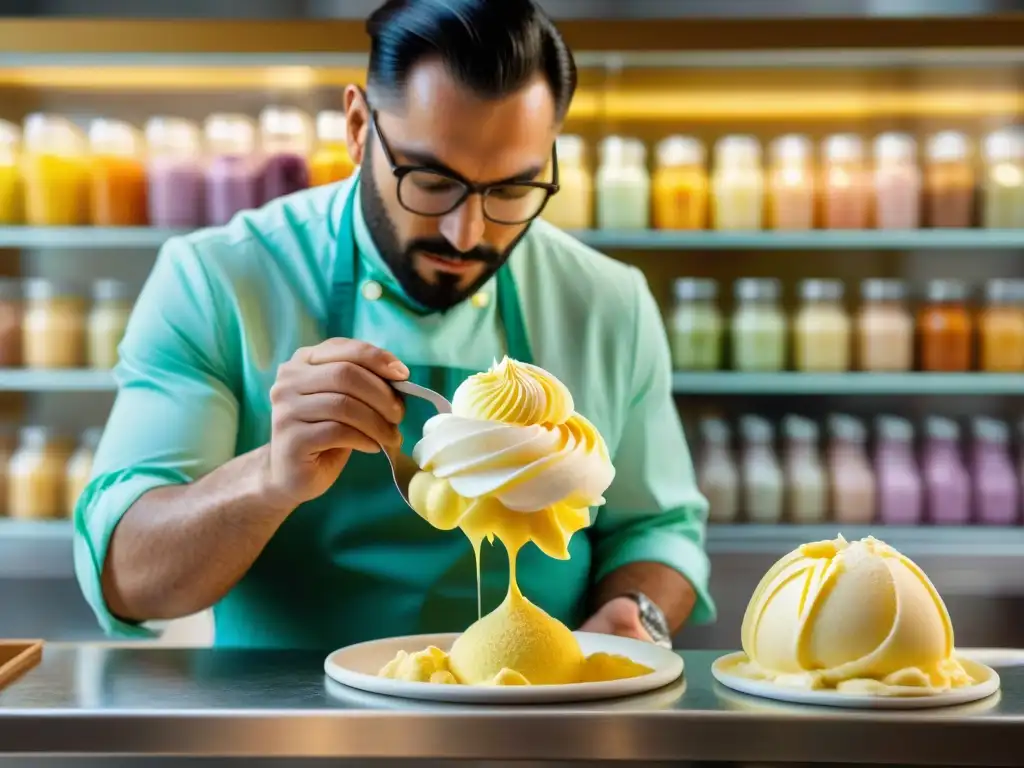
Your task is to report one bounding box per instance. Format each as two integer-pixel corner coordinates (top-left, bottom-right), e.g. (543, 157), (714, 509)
(358, 152), (528, 311)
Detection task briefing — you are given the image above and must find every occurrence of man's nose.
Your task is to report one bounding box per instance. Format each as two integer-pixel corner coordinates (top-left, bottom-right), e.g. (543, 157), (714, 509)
(439, 194), (486, 253)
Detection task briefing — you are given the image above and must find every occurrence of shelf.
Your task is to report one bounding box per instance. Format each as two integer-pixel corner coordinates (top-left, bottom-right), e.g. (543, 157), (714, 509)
(0, 227), (186, 250)
(671, 372), (1024, 395)
(0, 370), (116, 392)
(0, 520), (72, 578)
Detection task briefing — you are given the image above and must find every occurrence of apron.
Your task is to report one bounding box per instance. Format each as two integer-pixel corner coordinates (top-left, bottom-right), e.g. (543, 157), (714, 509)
(212, 183), (593, 648)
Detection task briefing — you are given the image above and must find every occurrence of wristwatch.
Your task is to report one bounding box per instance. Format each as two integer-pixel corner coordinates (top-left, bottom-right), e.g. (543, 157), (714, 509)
(623, 591), (673, 649)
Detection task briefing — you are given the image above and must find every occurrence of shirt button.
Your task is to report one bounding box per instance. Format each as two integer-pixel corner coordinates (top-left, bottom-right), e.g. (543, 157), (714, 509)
(471, 291), (491, 309)
(361, 280), (383, 301)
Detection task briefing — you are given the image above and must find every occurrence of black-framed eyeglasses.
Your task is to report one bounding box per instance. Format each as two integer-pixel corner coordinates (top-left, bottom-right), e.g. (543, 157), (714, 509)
(370, 110), (560, 226)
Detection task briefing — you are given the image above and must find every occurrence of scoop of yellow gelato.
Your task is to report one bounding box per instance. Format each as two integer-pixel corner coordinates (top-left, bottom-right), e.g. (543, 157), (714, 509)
(378, 645), (459, 684)
(740, 534), (973, 692)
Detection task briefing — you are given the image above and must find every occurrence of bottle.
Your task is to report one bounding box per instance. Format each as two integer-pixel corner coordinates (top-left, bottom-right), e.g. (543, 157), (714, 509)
(982, 127), (1024, 229)
(21, 113), (89, 226)
(794, 279), (851, 372)
(731, 278), (786, 372)
(65, 427), (102, 518)
(698, 417), (738, 524)
(0, 119), (22, 225)
(0, 278), (22, 368)
(873, 132), (921, 230)
(768, 134), (814, 230)
(711, 135), (764, 231)
(979, 278), (1024, 373)
(22, 278), (86, 369)
(740, 416), (783, 524)
(145, 116), (205, 229)
(87, 279), (132, 369)
(821, 134), (868, 230)
(542, 135), (593, 231)
(670, 278), (722, 371)
(8, 427), (74, 520)
(925, 130), (974, 228)
(595, 136), (650, 230)
(88, 118), (148, 226)
(923, 416), (970, 525)
(309, 110), (355, 188)
(972, 417), (1019, 526)
(259, 106), (312, 204)
(828, 414), (875, 524)
(857, 278), (913, 372)
(204, 113), (261, 226)
(783, 415), (827, 524)
(875, 416), (923, 525)
(919, 279), (972, 372)
(652, 136), (707, 230)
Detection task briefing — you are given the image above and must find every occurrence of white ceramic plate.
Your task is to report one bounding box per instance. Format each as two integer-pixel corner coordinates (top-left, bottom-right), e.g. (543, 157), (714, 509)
(324, 631), (684, 704)
(712, 651), (1001, 710)
(958, 647), (1024, 667)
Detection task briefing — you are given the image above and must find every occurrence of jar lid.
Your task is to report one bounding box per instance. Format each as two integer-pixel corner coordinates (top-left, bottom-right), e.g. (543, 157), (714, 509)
(89, 118), (142, 157)
(926, 279), (968, 303)
(315, 110), (348, 143)
(18, 425), (53, 448)
(973, 416), (1009, 444)
(145, 116), (202, 156)
(204, 113), (257, 155)
(876, 415), (914, 442)
(23, 277), (83, 301)
(0, 278), (21, 302)
(873, 132), (917, 163)
(770, 134), (812, 165)
(800, 278), (844, 302)
(740, 415), (773, 443)
(599, 136), (646, 167)
(674, 277), (717, 302)
(823, 134), (864, 163)
(23, 113), (86, 154)
(714, 135), (761, 166)
(783, 414), (818, 442)
(828, 414), (866, 443)
(926, 415), (960, 441)
(80, 426), (103, 450)
(927, 130), (970, 162)
(556, 134), (586, 164)
(985, 278), (1024, 305)
(259, 106), (313, 147)
(656, 135), (704, 167)
(700, 417), (730, 444)
(734, 277), (780, 302)
(92, 278), (131, 303)
(984, 127), (1024, 163)
(861, 278), (906, 302)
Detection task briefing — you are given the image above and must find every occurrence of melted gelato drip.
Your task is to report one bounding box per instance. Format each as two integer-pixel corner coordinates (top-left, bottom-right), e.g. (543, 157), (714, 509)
(738, 534), (975, 695)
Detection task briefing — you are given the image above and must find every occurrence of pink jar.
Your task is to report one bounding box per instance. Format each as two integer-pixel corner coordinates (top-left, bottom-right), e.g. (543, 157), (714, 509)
(971, 417), (1019, 526)
(874, 415), (923, 525)
(821, 134), (868, 230)
(873, 132), (921, 230)
(697, 417), (739, 524)
(857, 279), (914, 372)
(827, 414), (875, 524)
(923, 416), (970, 525)
(768, 134), (814, 230)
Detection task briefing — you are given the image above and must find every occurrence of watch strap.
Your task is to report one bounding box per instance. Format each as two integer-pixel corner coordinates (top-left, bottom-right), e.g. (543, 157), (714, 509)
(623, 591), (673, 649)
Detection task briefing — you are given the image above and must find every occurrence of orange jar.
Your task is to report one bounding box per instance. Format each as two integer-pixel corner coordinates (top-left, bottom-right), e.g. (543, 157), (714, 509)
(979, 278), (1024, 372)
(919, 279), (972, 372)
(652, 136), (707, 230)
(89, 119), (148, 226)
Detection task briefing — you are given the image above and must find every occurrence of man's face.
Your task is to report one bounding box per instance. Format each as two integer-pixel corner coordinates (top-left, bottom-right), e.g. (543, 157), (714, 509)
(350, 60), (558, 310)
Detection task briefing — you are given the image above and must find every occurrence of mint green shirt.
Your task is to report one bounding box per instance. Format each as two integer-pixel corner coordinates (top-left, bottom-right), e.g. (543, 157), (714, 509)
(73, 175), (715, 643)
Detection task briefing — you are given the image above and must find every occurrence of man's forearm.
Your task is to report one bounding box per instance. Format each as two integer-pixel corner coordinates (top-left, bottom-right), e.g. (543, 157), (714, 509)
(101, 445), (295, 623)
(592, 561), (696, 633)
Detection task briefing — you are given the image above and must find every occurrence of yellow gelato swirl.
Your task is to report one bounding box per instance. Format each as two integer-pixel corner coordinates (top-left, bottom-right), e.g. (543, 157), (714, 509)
(739, 534), (974, 694)
(451, 356), (574, 426)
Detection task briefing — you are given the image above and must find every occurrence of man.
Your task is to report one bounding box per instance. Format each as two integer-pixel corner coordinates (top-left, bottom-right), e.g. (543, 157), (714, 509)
(74, 0), (715, 650)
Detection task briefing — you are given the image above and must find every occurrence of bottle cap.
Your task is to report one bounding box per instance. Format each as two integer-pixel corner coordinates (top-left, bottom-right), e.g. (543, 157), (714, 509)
(973, 416), (1009, 444)
(861, 278), (906, 302)
(657, 135), (704, 167)
(984, 127), (1024, 163)
(873, 132), (917, 163)
(92, 278), (131, 303)
(770, 134), (812, 165)
(740, 415), (774, 443)
(714, 135), (761, 166)
(800, 278), (844, 303)
(145, 116), (202, 157)
(823, 134), (864, 163)
(783, 414), (818, 442)
(828, 414), (866, 443)
(700, 417), (731, 444)
(734, 277), (781, 303)
(876, 415), (914, 442)
(315, 110), (348, 143)
(674, 277), (717, 303)
(927, 130), (970, 162)
(600, 136), (646, 167)
(926, 416), (960, 441)
(925, 279), (968, 303)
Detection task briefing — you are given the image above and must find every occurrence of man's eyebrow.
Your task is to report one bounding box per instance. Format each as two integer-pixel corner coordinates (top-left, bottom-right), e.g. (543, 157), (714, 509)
(394, 146), (546, 185)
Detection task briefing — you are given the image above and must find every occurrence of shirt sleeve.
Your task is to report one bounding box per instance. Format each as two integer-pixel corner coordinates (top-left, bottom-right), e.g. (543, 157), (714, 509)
(588, 267), (716, 626)
(73, 237), (241, 638)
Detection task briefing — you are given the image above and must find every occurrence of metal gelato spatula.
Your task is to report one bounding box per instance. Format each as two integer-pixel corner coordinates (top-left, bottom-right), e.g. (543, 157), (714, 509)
(384, 380), (452, 509)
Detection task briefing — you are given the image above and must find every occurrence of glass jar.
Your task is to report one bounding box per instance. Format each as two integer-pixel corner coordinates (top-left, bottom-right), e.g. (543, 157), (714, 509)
(925, 130), (974, 228)
(146, 116), (205, 229)
(828, 414), (876, 525)
(670, 278), (722, 370)
(0, 278), (22, 368)
(923, 416), (969, 525)
(0, 119), (22, 225)
(259, 106), (312, 204)
(711, 135), (763, 231)
(652, 136), (707, 230)
(22, 278), (86, 369)
(8, 427), (73, 520)
(309, 110), (355, 188)
(87, 279), (132, 369)
(698, 417), (738, 524)
(65, 427), (102, 518)
(873, 132), (921, 230)
(88, 118), (148, 227)
(21, 113), (89, 226)
(731, 278), (786, 372)
(794, 279), (850, 372)
(0, 425), (16, 517)
(740, 415), (783, 524)
(874, 415), (922, 526)
(768, 134), (814, 231)
(204, 113), (261, 226)
(972, 417), (1019, 526)
(857, 278), (913, 372)
(982, 127), (1024, 229)
(979, 278), (1024, 372)
(542, 135), (593, 231)
(783, 415), (827, 524)
(595, 136), (650, 230)
(919, 279), (972, 372)
(821, 134), (868, 230)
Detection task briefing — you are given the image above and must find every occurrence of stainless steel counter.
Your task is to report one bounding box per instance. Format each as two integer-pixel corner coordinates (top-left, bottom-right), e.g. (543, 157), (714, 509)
(0, 645), (1021, 764)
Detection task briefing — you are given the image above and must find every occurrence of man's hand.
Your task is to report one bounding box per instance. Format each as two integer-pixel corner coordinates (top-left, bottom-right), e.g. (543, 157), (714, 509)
(263, 338), (409, 508)
(579, 596), (653, 642)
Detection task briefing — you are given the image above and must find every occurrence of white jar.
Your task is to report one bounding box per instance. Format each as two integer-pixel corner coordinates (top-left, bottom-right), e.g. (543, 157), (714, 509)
(595, 136), (650, 230)
(542, 134), (593, 231)
(87, 278), (132, 369)
(712, 135), (764, 231)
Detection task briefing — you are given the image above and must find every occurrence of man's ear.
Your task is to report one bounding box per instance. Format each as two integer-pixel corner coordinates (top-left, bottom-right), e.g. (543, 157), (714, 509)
(344, 84), (370, 164)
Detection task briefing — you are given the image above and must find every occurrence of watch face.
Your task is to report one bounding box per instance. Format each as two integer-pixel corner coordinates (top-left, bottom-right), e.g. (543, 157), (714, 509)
(632, 592), (671, 645)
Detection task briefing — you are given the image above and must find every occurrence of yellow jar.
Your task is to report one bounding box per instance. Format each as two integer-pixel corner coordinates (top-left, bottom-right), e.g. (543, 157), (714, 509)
(87, 279), (132, 369)
(542, 134), (593, 231)
(652, 136), (707, 230)
(22, 114), (89, 227)
(8, 427), (73, 520)
(0, 120), (22, 225)
(982, 127), (1024, 229)
(65, 427), (102, 518)
(23, 278), (87, 369)
(309, 110), (355, 187)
